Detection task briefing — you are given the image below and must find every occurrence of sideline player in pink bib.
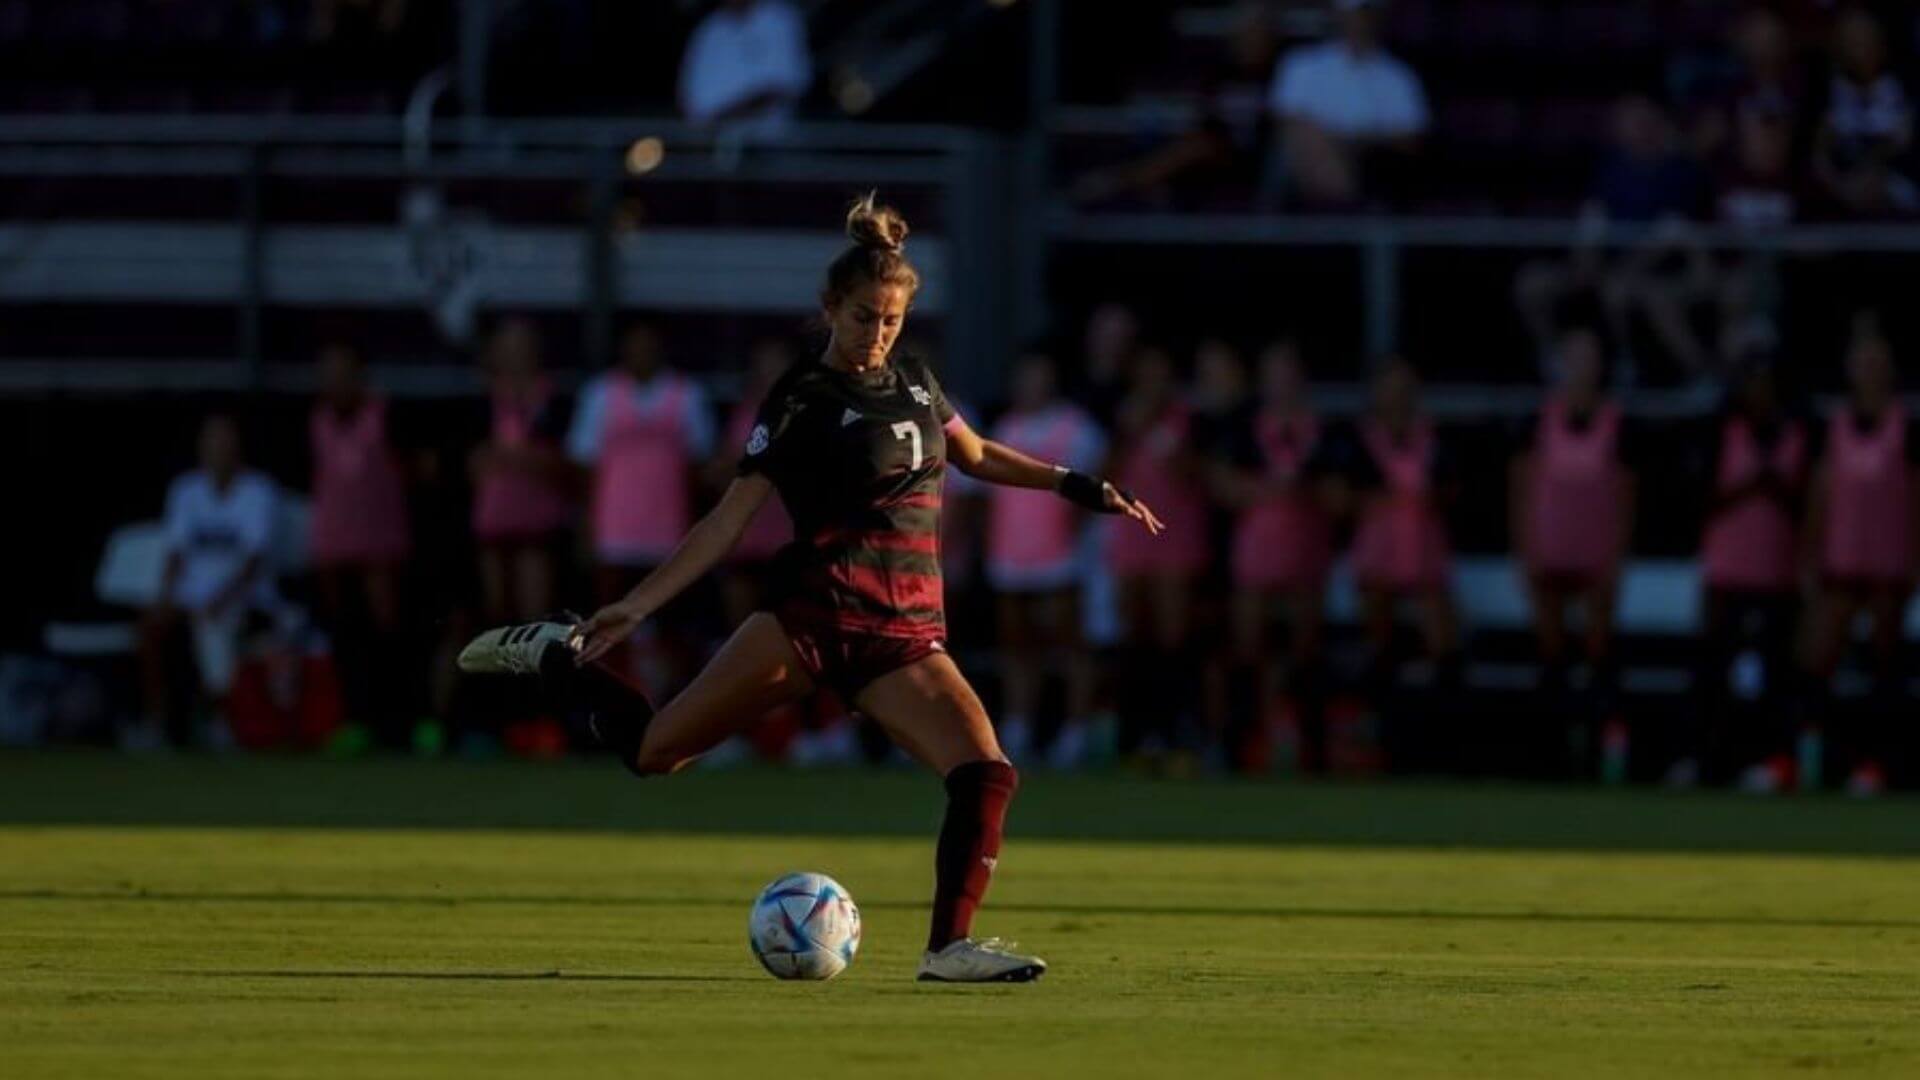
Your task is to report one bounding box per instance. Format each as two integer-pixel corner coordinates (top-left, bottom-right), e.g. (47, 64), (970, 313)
(457, 195), (1164, 982)
(1801, 324), (1916, 796)
(308, 342), (414, 748)
(568, 321), (716, 694)
(711, 338), (798, 629)
(1687, 357), (1806, 789)
(985, 351), (1108, 767)
(1343, 358), (1460, 686)
(1510, 327), (1636, 764)
(1208, 340), (1337, 772)
(471, 316), (574, 628)
(1107, 345), (1210, 763)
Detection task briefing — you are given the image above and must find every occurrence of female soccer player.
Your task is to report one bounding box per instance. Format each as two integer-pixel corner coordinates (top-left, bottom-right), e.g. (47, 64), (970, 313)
(1107, 345), (1209, 764)
(983, 350), (1108, 766)
(1689, 357), (1806, 789)
(567, 320), (715, 694)
(1210, 340), (1335, 773)
(459, 195), (1163, 981)
(1510, 327), (1635, 772)
(1800, 323), (1915, 796)
(471, 316), (573, 628)
(309, 342), (413, 749)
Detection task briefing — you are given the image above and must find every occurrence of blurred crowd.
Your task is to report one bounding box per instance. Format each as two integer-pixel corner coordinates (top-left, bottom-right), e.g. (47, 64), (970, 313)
(124, 303), (1918, 794)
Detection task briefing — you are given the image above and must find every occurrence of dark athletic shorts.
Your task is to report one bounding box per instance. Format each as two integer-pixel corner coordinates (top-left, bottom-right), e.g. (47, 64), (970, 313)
(770, 609), (946, 705)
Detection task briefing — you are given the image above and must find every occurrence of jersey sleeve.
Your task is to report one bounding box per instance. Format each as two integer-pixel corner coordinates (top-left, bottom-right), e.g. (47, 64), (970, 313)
(566, 377), (609, 465)
(162, 475), (193, 557)
(1069, 414), (1109, 473)
(681, 380), (717, 459)
(917, 357), (958, 425)
(236, 476), (276, 557)
(735, 373), (808, 481)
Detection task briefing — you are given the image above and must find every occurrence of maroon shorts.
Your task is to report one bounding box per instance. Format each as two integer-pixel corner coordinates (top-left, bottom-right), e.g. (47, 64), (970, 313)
(771, 611), (946, 705)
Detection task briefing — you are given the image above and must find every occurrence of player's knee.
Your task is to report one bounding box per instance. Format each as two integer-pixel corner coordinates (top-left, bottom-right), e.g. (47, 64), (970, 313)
(630, 745), (681, 777)
(945, 758), (1019, 801)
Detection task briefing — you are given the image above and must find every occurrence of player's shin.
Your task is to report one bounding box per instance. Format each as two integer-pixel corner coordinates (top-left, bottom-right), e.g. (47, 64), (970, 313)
(927, 759), (1019, 951)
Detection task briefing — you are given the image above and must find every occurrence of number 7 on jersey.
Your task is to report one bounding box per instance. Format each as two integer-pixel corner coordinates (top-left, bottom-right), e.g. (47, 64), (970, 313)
(891, 420), (923, 470)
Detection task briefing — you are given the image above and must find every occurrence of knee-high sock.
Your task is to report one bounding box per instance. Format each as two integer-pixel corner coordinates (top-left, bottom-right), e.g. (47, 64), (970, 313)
(539, 646), (654, 763)
(928, 760), (1019, 952)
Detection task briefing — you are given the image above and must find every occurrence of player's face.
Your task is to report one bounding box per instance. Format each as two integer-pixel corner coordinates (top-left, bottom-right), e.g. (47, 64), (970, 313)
(619, 326), (663, 378)
(318, 345), (363, 404)
(1010, 355), (1056, 410)
(1558, 331), (1604, 396)
(1373, 362), (1418, 422)
(487, 318), (541, 378)
(1738, 367), (1778, 417)
(199, 417), (240, 476)
(1258, 343), (1304, 405)
(1848, 338), (1895, 400)
(826, 281), (911, 369)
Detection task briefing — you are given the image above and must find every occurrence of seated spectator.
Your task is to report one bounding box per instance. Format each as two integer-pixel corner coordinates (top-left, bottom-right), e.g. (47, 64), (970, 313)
(1268, 0), (1428, 209)
(134, 414), (279, 751)
(678, 0), (812, 137)
(1513, 95), (1713, 385)
(1683, 7), (1807, 164)
(1070, 2), (1279, 210)
(1813, 7), (1916, 217)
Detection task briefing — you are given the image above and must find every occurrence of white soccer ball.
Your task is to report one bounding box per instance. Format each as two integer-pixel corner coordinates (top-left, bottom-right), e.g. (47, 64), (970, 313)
(748, 871), (862, 980)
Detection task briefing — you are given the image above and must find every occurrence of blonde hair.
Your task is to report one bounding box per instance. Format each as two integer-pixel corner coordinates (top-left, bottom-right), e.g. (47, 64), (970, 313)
(824, 192), (920, 304)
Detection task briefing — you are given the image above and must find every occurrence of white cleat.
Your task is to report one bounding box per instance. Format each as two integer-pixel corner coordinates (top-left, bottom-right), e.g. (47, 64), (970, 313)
(916, 937), (1047, 983)
(456, 620), (578, 677)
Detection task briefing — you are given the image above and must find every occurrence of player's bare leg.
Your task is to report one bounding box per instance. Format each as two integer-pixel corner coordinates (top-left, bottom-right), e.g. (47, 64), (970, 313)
(857, 653), (1044, 983)
(630, 612), (816, 775)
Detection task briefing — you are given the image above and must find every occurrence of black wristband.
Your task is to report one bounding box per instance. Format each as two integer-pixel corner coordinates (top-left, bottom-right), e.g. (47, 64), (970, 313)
(1058, 468), (1126, 513)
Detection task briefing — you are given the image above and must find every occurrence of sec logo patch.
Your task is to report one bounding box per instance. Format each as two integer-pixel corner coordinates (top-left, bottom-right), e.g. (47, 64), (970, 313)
(746, 423), (770, 456)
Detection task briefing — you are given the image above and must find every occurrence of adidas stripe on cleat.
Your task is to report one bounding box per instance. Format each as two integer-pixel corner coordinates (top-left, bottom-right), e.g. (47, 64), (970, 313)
(456, 620), (578, 677)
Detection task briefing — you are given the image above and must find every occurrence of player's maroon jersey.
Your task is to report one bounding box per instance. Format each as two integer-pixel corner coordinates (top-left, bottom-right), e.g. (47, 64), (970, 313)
(737, 351), (957, 639)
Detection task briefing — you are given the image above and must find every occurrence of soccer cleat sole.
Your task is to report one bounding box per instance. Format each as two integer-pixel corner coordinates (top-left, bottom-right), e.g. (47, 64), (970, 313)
(916, 964), (1046, 984)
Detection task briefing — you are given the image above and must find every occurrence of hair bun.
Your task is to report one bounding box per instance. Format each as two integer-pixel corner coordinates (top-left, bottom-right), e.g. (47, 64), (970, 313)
(846, 191), (909, 253)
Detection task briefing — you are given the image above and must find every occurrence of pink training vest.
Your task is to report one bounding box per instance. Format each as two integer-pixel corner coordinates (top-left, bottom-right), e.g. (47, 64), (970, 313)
(988, 405), (1096, 577)
(593, 372), (695, 564)
(1231, 409), (1332, 589)
(1701, 417), (1805, 590)
(473, 379), (573, 542)
(1351, 418), (1450, 590)
(1822, 404), (1912, 582)
(1524, 397), (1625, 578)
(724, 398), (793, 563)
(309, 397), (410, 566)
(1107, 401), (1207, 576)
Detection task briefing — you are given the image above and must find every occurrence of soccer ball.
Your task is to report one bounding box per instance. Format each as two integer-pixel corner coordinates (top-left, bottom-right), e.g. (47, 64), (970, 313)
(748, 871), (862, 980)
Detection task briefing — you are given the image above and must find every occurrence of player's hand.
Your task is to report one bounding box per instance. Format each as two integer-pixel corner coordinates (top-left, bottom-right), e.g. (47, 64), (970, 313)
(570, 601), (645, 666)
(1105, 483), (1165, 535)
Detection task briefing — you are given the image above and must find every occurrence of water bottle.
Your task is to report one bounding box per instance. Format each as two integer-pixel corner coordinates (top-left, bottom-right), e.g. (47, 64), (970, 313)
(1600, 717), (1629, 786)
(1796, 726), (1823, 793)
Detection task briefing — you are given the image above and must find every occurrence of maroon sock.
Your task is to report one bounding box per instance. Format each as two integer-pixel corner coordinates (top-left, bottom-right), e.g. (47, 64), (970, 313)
(928, 759), (1019, 952)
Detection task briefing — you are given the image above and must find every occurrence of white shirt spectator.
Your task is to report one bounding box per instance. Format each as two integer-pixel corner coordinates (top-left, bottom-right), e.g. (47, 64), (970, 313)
(1269, 40), (1429, 139)
(567, 372), (716, 466)
(1828, 73), (1911, 147)
(161, 469), (277, 612)
(678, 0), (811, 132)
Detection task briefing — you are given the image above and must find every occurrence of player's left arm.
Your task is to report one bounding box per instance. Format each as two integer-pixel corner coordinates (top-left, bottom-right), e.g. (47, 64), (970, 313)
(945, 415), (1164, 534)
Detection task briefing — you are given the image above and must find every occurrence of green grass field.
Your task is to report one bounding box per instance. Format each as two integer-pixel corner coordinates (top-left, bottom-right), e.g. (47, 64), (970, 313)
(3, 754), (1919, 1078)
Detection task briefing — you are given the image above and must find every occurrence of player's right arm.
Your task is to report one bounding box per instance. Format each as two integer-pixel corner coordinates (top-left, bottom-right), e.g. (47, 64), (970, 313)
(571, 474), (775, 664)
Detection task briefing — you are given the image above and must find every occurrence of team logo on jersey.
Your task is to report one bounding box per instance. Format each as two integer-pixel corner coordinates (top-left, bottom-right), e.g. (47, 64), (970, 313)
(907, 384), (932, 406)
(745, 423), (770, 456)
(841, 407), (863, 427)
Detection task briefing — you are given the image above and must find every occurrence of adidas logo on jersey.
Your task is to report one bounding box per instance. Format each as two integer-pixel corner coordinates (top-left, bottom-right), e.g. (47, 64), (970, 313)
(841, 408), (863, 427)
